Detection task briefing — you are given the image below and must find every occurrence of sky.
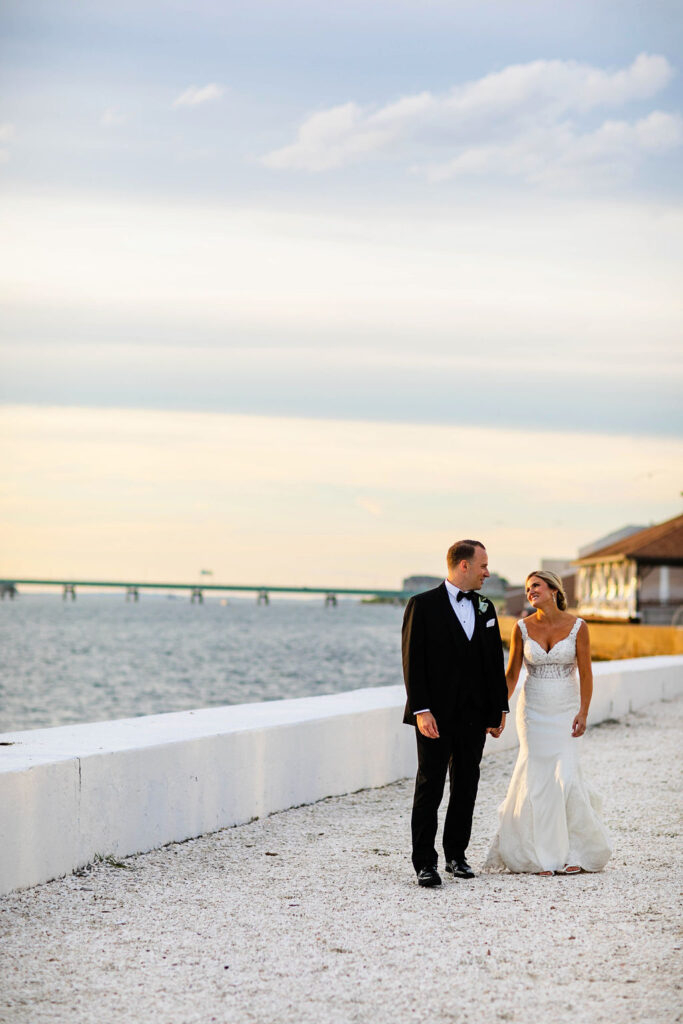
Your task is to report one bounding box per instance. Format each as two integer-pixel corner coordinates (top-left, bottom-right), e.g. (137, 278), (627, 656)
(1, 0), (682, 587)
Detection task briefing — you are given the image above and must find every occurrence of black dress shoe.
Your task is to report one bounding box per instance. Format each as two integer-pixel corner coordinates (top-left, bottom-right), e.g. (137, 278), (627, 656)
(417, 865), (442, 887)
(445, 859), (475, 879)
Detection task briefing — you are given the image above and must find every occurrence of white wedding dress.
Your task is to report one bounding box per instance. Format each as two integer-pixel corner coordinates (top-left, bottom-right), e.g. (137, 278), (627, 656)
(485, 617), (612, 874)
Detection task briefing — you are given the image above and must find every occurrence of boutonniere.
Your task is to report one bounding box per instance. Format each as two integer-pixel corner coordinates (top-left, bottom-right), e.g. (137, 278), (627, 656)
(477, 596), (489, 614)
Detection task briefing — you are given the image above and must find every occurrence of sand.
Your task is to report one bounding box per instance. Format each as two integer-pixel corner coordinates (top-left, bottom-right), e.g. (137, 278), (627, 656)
(1, 696), (681, 1024)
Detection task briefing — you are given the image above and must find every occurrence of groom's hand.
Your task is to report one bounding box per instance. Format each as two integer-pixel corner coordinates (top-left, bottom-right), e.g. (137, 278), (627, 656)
(487, 714), (506, 739)
(416, 711), (440, 739)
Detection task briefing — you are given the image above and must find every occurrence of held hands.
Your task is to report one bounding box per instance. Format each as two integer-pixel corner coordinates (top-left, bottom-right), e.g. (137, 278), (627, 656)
(487, 714), (506, 739)
(416, 711), (440, 739)
(572, 712), (587, 738)
(417, 711), (508, 740)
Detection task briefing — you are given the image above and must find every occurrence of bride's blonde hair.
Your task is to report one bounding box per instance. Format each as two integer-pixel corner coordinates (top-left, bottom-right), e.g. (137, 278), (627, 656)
(525, 569), (568, 611)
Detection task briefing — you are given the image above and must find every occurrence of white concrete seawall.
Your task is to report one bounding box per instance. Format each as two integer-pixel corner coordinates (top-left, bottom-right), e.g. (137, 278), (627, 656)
(1, 655), (681, 896)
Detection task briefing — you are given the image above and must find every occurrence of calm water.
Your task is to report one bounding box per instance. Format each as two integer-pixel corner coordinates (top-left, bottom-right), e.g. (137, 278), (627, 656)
(0, 594), (406, 733)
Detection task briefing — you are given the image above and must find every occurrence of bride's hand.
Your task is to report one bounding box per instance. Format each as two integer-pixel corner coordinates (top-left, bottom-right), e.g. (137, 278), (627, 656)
(572, 713), (587, 738)
(487, 715), (506, 739)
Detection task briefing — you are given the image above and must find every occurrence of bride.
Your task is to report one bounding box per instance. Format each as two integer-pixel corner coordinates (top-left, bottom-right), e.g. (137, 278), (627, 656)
(486, 569), (611, 875)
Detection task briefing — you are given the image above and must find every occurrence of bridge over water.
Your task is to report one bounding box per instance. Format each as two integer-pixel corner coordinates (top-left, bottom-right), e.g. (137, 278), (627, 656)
(0, 578), (415, 605)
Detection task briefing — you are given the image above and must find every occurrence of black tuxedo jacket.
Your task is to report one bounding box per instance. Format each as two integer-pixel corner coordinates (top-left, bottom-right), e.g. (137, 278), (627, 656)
(402, 583), (509, 731)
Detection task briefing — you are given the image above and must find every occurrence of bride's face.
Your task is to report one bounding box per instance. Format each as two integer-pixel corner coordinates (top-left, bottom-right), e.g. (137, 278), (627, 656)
(526, 575), (556, 608)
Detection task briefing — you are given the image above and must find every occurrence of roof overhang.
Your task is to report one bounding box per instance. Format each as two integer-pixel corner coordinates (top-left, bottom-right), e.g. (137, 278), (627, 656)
(574, 554), (683, 568)
(573, 554), (632, 567)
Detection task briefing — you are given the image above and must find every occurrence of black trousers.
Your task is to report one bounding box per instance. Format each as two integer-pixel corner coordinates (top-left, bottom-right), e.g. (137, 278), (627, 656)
(411, 712), (487, 872)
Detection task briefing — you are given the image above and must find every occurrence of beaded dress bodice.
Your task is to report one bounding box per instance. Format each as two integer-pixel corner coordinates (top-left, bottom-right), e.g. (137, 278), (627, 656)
(518, 617), (583, 679)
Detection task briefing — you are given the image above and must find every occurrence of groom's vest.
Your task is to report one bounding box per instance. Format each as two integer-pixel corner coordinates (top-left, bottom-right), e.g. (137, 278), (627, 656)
(449, 611), (486, 716)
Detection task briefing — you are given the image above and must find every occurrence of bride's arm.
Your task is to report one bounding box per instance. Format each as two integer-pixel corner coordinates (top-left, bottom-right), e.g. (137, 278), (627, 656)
(505, 623), (524, 699)
(573, 621), (593, 738)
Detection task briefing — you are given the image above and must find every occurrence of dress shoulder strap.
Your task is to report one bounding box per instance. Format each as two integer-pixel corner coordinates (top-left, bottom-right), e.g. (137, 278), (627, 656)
(517, 618), (529, 639)
(569, 617), (583, 640)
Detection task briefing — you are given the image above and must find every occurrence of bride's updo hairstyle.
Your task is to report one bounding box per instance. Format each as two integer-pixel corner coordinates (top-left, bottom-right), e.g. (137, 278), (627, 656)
(525, 569), (568, 611)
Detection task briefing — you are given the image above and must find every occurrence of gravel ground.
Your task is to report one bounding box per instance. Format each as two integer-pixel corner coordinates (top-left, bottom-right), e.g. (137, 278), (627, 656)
(1, 696), (681, 1024)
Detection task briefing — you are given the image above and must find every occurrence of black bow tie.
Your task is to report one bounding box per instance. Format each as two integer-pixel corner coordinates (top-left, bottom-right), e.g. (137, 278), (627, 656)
(456, 590), (476, 603)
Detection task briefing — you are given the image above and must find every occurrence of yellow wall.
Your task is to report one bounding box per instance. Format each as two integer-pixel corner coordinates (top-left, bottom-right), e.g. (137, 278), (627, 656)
(497, 615), (683, 660)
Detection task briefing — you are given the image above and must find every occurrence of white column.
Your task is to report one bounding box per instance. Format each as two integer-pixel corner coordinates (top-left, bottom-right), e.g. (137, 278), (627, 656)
(659, 565), (670, 604)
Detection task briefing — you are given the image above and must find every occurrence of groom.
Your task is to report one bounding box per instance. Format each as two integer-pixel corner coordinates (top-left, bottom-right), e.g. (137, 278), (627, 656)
(402, 540), (508, 887)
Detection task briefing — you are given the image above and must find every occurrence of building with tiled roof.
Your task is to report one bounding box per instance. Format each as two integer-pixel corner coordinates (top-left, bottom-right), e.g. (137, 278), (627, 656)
(574, 513), (683, 623)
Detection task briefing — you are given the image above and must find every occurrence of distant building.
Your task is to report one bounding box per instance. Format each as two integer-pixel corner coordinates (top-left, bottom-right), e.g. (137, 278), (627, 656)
(540, 559), (576, 608)
(504, 586), (528, 617)
(403, 575), (442, 594)
(540, 558), (574, 577)
(504, 561), (576, 617)
(479, 573), (508, 600)
(402, 572), (508, 600)
(574, 513), (683, 623)
(578, 526), (645, 559)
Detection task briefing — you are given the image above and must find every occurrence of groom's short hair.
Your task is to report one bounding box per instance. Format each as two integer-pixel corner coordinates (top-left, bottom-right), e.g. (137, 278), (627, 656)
(447, 539), (485, 569)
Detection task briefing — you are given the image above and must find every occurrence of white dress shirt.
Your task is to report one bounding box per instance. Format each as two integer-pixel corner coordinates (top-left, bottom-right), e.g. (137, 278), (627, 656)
(414, 579), (475, 716)
(444, 578), (476, 640)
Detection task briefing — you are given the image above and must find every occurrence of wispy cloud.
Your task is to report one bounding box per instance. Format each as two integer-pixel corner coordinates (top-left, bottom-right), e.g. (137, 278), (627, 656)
(423, 110), (683, 185)
(173, 83), (224, 108)
(262, 53), (680, 185)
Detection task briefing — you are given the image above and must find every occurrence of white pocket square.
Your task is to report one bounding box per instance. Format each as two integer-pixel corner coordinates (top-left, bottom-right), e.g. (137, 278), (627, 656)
(485, 619), (496, 628)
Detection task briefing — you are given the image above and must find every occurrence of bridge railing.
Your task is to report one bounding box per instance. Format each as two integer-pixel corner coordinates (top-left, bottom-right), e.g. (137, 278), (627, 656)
(0, 578), (416, 602)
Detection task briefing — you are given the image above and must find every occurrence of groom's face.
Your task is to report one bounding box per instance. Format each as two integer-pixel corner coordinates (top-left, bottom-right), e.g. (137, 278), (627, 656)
(463, 546), (490, 590)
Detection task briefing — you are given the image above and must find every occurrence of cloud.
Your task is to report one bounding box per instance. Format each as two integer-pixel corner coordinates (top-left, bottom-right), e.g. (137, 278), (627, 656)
(262, 53), (680, 185)
(423, 110), (683, 185)
(173, 83), (224, 108)
(263, 101), (401, 172)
